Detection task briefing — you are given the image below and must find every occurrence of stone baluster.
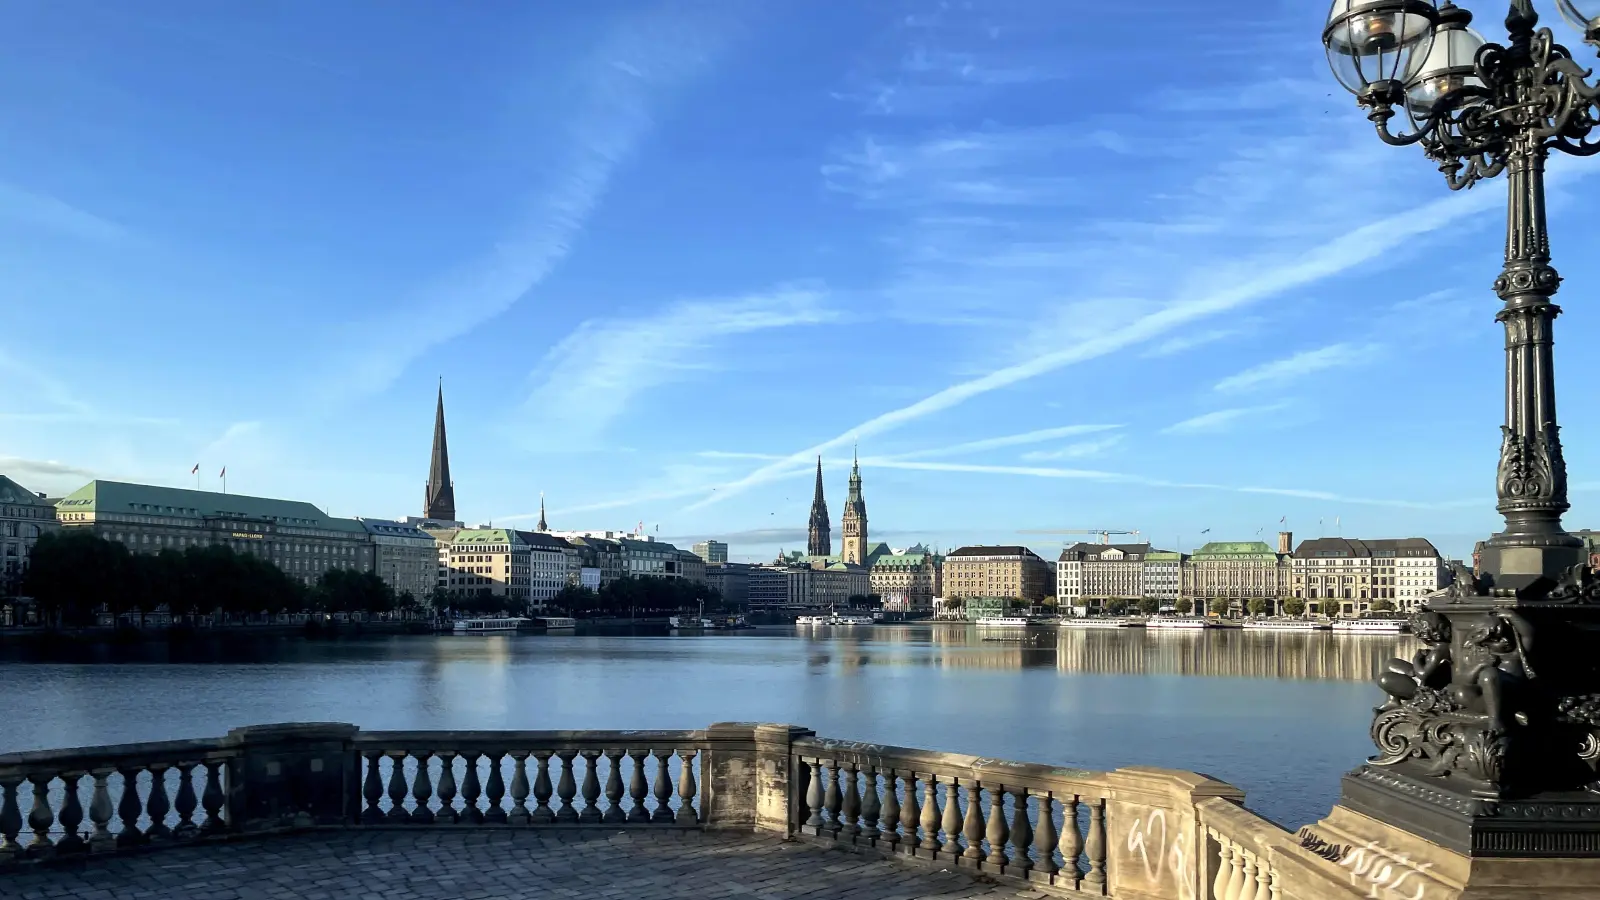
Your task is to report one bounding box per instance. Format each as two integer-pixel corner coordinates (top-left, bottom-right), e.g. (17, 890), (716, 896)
(1254, 855), (1276, 900)
(899, 771), (921, 851)
(435, 753), (458, 824)
(878, 769), (899, 847)
(939, 778), (962, 856)
(361, 752), (385, 823)
(532, 751), (555, 823)
(675, 750), (698, 825)
(200, 761), (226, 835)
(385, 752), (411, 823)
(841, 762), (861, 838)
(484, 752), (507, 824)
(803, 759), (824, 829)
(1059, 795), (1082, 887)
(1239, 850), (1261, 900)
(144, 764), (172, 841)
(1212, 834), (1234, 900)
(410, 752), (434, 824)
(171, 763), (199, 839)
(1, 774), (24, 864)
(554, 750), (579, 823)
(1009, 787), (1033, 875)
(603, 750), (626, 824)
(921, 774), (943, 854)
(625, 750), (649, 824)
(962, 782), (986, 861)
(580, 750), (603, 824)
(460, 752), (484, 824)
(1084, 799), (1107, 894)
(650, 751), (674, 823)
(985, 784), (1010, 868)
(116, 766), (144, 847)
(1226, 843), (1250, 900)
(27, 773), (56, 853)
(1033, 792), (1058, 878)
(56, 771), (86, 853)
(823, 761), (843, 836)
(87, 768), (115, 853)
(508, 752), (531, 825)
(861, 765), (881, 842)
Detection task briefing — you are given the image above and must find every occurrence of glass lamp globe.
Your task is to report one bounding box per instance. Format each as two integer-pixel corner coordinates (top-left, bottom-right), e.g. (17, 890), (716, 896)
(1557, 0), (1600, 42)
(1325, 0), (1440, 97)
(1406, 11), (1486, 120)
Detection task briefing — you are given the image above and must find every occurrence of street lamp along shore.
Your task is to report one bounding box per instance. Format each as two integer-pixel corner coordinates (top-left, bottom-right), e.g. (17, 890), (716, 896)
(1321, 0), (1600, 860)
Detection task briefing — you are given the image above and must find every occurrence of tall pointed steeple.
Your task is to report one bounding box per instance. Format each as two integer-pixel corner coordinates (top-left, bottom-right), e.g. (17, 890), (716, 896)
(424, 381), (457, 522)
(537, 493), (548, 532)
(842, 444), (869, 564)
(807, 455), (831, 556)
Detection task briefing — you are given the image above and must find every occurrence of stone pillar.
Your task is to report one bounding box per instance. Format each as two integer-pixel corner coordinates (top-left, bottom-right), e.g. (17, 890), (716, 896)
(224, 723), (360, 833)
(700, 722), (812, 833)
(1101, 767), (1246, 900)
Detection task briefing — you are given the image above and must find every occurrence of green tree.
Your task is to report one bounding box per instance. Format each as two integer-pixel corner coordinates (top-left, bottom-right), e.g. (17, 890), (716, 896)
(1137, 597), (1161, 616)
(1106, 598), (1129, 616)
(1174, 598), (1194, 615)
(1209, 597), (1231, 618)
(22, 530), (132, 626)
(1283, 597), (1307, 617)
(1247, 597), (1270, 617)
(1371, 598), (1396, 613)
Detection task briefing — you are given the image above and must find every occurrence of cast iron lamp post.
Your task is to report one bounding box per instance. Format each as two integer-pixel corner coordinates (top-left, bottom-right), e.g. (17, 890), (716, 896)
(1324, 0), (1600, 857)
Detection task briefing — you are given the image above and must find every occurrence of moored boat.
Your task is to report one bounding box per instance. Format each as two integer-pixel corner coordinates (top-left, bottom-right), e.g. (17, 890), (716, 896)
(1243, 618), (1332, 631)
(1145, 616), (1212, 629)
(1332, 618), (1407, 634)
(452, 616), (530, 635)
(974, 616), (1033, 627)
(1060, 617), (1138, 628)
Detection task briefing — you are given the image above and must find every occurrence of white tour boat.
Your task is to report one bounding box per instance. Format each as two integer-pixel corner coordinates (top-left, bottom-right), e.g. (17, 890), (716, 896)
(1242, 618), (1333, 632)
(1144, 616), (1212, 629)
(536, 616), (577, 630)
(1332, 618), (1407, 634)
(795, 613), (875, 626)
(452, 616), (530, 635)
(1060, 617), (1138, 628)
(974, 616), (1033, 627)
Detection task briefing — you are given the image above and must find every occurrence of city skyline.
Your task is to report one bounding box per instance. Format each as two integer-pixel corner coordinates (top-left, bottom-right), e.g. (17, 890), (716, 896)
(7, 3), (1600, 564)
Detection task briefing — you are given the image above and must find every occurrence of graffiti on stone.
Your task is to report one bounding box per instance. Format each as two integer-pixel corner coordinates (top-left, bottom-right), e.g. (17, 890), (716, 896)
(1124, 808), (1193, 900)
(1337, 840), (1432, 900)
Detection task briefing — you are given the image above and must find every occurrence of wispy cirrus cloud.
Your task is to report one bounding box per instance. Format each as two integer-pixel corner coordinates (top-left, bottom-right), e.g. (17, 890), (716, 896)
(520, 287), (835, 442)
(319, 4), (740, 405)
(1142, 327), (1248, 358)
(888, 425), (1121, 460)
(1020, 434), (1125, 460)
(1214, 344), (1379, 393)
(0, 182), (127, 243)
(1162, 404), (1289, 435)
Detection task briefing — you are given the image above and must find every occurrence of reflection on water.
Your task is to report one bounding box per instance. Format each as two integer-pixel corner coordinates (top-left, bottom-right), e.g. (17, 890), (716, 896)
(0, 625), (1408, 830)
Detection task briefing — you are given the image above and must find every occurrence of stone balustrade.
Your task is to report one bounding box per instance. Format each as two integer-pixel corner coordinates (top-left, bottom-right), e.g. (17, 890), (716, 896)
(0, 722), (1424, 899)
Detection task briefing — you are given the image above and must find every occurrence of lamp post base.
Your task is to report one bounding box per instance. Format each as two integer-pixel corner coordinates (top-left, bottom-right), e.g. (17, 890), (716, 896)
(1339, 764), (1600, 857)
(1478, 539), (1587, 595)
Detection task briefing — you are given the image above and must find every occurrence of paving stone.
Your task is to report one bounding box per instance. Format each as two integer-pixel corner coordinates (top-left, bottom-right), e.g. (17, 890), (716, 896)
(0, 831), (1045, 900)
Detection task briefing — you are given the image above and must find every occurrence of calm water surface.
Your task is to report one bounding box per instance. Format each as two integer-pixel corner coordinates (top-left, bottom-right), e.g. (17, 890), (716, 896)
(0, 625), (1413, 829)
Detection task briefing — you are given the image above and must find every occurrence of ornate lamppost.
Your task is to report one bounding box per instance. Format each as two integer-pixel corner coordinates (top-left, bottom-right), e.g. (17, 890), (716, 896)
(1324, 0), (1600, 858)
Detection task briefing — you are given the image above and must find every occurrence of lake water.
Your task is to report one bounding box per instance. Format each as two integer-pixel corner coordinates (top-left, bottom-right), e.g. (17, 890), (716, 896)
(0, 624), (1412, 829)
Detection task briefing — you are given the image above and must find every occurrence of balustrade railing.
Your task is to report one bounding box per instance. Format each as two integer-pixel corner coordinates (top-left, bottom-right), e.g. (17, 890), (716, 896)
(2, 723), (1382, 900)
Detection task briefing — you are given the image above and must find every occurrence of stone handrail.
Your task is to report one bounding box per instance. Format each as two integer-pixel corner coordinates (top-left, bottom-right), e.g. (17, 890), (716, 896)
(0, 722), (1387, 900)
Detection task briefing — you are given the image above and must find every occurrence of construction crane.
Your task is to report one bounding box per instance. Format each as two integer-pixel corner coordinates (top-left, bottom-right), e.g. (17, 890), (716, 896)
(1017, 529), (1141, 545)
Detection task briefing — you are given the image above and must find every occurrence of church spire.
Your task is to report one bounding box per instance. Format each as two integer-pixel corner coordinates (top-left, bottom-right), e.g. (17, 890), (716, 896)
(424, 381), (457, 522)
(807, 455), (831, 556)
(537, 492), (548, 532)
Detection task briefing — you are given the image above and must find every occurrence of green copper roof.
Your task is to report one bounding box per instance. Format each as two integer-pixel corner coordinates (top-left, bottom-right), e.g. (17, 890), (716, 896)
(55, 480), (365, 532)
(1144, 550), (1183, 561)
(452, 529), (517, 544)
(1190, 541), (1279, 560)
(0, 475), (49, 506)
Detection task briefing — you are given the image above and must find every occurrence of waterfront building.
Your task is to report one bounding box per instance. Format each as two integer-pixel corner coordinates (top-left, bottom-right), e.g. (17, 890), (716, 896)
(357, 518), (437, 601)
(1143, 550), (1184, 605)
(54, 481), (372, 586)
(444, 529), (531, 605)
(806, 457), (830, 556)
(1181, 538), (1293, 615)
(564, 536), (623, 587)
(1, 475), (60, 624)
(692, 540), (728, 565)
(1056, 543), (1150, 613)
(840, 451), (868, 565)
(746, 565), (791, 609)
(745, 561), (869, 610)
(1393, 542), (1450, 611)
(422, 383), (458, 524)
(619, 537), (687, 578)
(705, 562), (750, 608)
(1290, 537), (1444, 617)
(945, 545), (1051, 603)
(677, 548), (707, 584)
(869, 547), (941, 612)
(515, 530), (572, 606)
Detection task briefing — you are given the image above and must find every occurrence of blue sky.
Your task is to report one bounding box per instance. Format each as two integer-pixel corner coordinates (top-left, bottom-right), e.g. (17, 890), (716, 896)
(3, 1), (1599, 563)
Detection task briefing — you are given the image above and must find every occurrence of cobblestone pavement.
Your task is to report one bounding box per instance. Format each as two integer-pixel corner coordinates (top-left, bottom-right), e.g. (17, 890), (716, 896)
(0, 830), (1047, 900)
